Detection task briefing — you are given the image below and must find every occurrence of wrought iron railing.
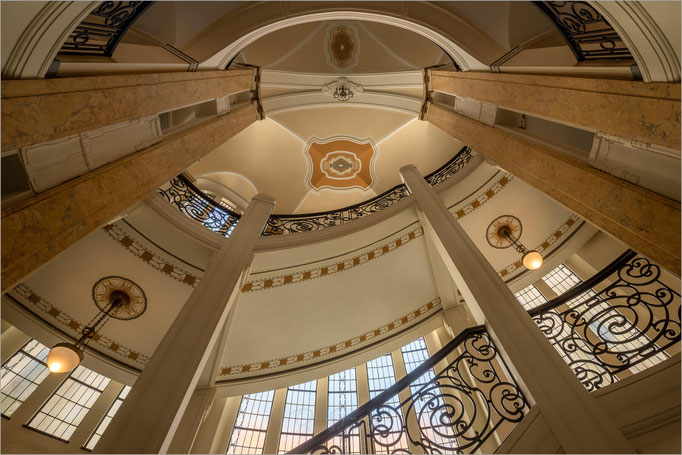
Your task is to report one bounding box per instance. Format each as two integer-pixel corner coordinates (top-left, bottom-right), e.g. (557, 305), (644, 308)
(534, 1), (632, 61)
(159, 147), (472, 238)
(158, 174), (241, 238)
(58, 1), (154, 57)
(289, 326), (528, 454)
(263, 147), (472, 235)
(529, 250), (681, 392)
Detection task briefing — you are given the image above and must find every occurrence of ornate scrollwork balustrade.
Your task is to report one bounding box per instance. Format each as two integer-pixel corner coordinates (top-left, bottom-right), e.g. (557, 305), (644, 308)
(263, 147), (472, 235)
(159, 147), (472, 238)
(58, 1), (155, 57)
(290, 326), (528, 454)
(529, 250), (681, 392)
(534, 1), (632, 61)
(158, 175), (241, 238)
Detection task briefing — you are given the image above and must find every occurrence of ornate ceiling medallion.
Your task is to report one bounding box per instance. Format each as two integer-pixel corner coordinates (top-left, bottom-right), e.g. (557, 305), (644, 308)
(486, 215), (523, 249)
(325, 23), (360, 70)
(305, 137), (376, 190)
(92, 276), (147, 320)
(322, 78), (363, 102)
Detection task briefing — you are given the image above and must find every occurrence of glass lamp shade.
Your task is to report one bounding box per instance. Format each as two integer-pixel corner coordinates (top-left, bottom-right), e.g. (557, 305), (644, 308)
(522, 250), (544, 270)
(46, 343), (83, 373)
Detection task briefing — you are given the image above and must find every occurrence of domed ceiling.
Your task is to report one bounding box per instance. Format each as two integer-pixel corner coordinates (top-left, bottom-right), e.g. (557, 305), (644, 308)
(188, 20), (462, 214)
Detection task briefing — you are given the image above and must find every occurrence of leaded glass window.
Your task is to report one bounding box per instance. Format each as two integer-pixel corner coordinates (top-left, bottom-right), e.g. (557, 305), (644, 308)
(400, 338), (458, 452)
(366, 354), (409, 453)
(278, 380), (316, 453)
(1, 339), (50, 417)
(542, 264), (667, 374)
(327, 368), (360, 454)
(227, 390), (275, 454)
(83, 385), (131, 451)
(26, 365), (110, 441)
(514, 284), (547, 310)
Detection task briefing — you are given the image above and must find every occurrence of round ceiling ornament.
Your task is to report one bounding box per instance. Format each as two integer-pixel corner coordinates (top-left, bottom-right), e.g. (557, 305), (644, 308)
(486, 215), (523, 249)
(92, 276), (147, 320)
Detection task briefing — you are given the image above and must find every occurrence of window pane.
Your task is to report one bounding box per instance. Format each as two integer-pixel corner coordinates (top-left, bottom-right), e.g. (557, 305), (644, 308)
(1, 339), (50, 417)
(227, 390), (275, 454)
(278, 380), (316, 453)
(514, 284), (548, 310)
(366, 354), (409, 454)
(83, 385), (131, 451)
(327, 368), (360, 454)
(541, 264), (668, 376)
(27, 365), (110, 442)
(400, 338), (458, 452)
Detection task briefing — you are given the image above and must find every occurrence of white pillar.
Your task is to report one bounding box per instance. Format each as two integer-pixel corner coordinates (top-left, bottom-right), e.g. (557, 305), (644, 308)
(167, 387), (217, 454)
(95, 194), (275, 454)
(400, 164), (633, 453)
(262, 388), (287, 454)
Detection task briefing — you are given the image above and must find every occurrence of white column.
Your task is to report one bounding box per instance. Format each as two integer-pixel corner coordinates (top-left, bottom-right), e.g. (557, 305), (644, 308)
(400, 164), (633, 453)
(314, 377), (328, 435)
(95, 194), (275, 454)
(167, 387), (217, 454)
(262, 387), (287, 454)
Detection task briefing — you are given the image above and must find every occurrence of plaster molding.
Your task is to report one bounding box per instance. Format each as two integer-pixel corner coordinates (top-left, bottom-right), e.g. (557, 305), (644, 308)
(261, 69), (423, 90)
(593, 1), (681, 82)
(201, 11), (483, 72)
(241, 225), (424, 293)
(262, 91), (422, 116)
(2, 1), (97, 79)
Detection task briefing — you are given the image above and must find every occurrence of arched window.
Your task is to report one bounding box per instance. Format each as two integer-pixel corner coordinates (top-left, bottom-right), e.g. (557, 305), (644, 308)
(278, 380), (316, 453)
(400, 338), (458, 452)
(327, 368), (360, 454)
(227, 390), (275, 454)
(366, 354), (410, 453)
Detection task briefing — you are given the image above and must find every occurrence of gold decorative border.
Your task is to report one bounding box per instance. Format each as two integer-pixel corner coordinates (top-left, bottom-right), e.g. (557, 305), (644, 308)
(450, 173), (513, 220)
(11, 284), (150, 365)
(103, 223), (201, 288)
(498, 214), (582, 277)
(218, 297), (441, 377)
(241, 226), (424, 293)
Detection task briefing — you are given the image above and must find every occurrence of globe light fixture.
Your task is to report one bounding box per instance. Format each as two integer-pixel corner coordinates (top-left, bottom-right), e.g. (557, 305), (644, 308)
(497, 225), (544, 271)
(46, 290), (130, 374)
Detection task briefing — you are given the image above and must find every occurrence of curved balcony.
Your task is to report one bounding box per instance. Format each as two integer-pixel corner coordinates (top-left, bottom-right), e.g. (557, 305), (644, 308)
(158, 146), (473, 238)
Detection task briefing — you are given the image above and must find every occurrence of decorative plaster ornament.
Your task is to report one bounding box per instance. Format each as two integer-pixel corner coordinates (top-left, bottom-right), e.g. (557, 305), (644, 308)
(92, 275), (147, 320)
(325, 23), (360, 70)
(305, 137), (376, 190)
(321, 78), (363, 102)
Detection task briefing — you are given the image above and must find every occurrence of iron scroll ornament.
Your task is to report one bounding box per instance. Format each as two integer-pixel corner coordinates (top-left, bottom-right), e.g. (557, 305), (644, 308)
(159, 147), (472, 238)
(529, 250), (681, 392)
(158, 175), (241, 238)
(58, 1), (155, 57)
(290, 327), (528, 454)
(533, 1), (632, 61)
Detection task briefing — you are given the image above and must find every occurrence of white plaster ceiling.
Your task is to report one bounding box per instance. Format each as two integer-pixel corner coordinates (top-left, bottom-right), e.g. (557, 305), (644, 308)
(231, 20), (450, 73)
(188, 109), (465, 214)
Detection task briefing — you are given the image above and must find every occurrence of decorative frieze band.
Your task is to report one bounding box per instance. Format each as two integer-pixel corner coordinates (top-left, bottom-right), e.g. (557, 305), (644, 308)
(218, 297), (441, 378)
(11, 284), (149, 365)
